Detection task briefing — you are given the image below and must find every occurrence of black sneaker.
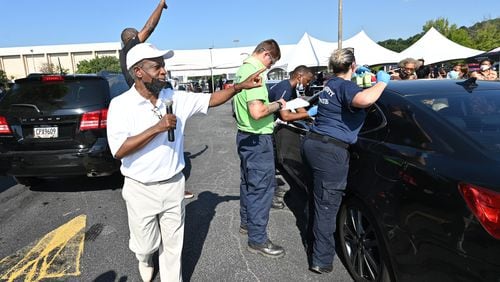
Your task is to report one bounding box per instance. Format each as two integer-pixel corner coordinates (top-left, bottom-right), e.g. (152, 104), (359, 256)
(309, 265), (333, 274)
(247, 239), (285, 258)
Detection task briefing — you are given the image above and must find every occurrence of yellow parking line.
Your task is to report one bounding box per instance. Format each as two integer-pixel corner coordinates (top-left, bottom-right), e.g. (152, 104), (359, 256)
(0, 215), (86, 282)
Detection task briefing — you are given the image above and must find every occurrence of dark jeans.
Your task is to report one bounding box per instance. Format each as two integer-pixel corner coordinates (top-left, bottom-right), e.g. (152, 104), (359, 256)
(301, 135), (349, 267)
(237, 132), (276, 245)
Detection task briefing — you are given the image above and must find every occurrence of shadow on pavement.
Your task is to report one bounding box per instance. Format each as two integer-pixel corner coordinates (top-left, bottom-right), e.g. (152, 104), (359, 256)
(93, 270), (128, 282)
(27, 173), (124, 192)
(280, 169), (314, 264)
(182, 145), (209, 181)
(181, 191), (239, 281)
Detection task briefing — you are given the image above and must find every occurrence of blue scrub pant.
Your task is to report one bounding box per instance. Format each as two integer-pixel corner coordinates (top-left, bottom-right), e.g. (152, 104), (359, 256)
(237, 131), (275, 245)
(301, 135), (349, 267)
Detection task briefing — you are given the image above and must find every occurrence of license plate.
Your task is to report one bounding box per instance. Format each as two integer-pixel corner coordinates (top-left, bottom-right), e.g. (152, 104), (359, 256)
(33, 127), (58, 138)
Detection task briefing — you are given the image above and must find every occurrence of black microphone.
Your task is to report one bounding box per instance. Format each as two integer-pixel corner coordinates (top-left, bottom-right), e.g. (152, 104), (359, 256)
(163, 99), (175, 142)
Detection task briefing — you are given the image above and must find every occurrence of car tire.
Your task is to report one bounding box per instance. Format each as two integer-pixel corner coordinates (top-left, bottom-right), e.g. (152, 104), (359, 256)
(14, 177), (43, 187)
(336, 197), (393, 282)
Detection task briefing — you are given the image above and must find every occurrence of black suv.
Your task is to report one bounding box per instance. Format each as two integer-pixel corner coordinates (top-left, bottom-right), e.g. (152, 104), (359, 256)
(0, 72), (128, 186)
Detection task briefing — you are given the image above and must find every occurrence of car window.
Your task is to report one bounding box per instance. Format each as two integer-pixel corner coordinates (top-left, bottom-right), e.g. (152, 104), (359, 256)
(1, 79), (109, 111)
(105, 74), (129, 99)
(416, 91), (500, 154)
(378, 94), (433, 150)
(359, 104), (386, 137)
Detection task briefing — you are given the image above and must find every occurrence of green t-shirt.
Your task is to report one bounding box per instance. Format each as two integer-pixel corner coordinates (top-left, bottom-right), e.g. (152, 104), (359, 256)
(233, 57), (274, 134)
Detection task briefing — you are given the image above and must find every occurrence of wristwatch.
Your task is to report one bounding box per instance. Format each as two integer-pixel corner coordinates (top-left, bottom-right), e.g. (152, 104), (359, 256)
(276, 101), (283, 110)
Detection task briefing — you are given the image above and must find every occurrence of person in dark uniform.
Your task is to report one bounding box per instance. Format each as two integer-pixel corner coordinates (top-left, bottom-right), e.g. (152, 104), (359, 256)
(119, 0), (168, 87)
(268, 65), (317, 121)
(268, 65), (317, 209)
(301, 48), (390, 274)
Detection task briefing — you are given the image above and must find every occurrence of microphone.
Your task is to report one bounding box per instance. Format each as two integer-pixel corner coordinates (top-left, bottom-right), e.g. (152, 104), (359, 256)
(163, 99), (175, 142)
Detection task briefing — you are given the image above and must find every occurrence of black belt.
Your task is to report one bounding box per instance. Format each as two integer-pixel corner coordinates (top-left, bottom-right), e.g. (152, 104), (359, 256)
(307, 131), (349, 149)
(126, 172), (180, 186)
(237, 129), (271, 136)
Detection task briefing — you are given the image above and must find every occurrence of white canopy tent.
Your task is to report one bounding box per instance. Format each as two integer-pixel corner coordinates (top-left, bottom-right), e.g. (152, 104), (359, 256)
(398, 27), (484, 64)
(272, 31), (401, 73)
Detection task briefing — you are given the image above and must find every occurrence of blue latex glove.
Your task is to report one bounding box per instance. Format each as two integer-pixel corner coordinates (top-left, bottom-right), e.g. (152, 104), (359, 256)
(307, 105), (318, 117)
(376, 71), (390, 84)
(356, 66), (370, 75)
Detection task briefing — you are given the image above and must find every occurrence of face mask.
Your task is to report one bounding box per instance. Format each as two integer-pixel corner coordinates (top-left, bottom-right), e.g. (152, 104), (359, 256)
(141, 68), (167, 96)
(480, 64), (490, 71)
(144, 78), (167, 96)
(296, 79), (305, 95)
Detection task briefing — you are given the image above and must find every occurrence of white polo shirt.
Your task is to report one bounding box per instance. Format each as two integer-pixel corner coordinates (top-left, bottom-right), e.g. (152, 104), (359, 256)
(107, 87), (210, 183)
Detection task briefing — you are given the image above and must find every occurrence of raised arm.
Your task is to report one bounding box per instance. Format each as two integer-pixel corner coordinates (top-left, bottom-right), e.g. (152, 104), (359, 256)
(137, 0), (168, 42)
(209, 68), (266, 107)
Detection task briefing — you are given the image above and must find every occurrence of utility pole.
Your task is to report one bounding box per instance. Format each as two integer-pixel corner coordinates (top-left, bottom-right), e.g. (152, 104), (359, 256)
(338, 0), (343, 50)
(209, 47), (214, 93)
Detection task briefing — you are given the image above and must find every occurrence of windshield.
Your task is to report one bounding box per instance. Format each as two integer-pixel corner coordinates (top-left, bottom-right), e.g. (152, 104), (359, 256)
(416, 90), (500, 154)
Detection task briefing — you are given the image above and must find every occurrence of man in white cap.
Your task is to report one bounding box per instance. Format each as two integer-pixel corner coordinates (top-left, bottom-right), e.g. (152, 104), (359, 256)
(107, 42), (265, 282)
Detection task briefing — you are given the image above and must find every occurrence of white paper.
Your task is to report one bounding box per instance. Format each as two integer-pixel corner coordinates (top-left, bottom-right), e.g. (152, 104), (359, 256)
(284, 97), (310, 110)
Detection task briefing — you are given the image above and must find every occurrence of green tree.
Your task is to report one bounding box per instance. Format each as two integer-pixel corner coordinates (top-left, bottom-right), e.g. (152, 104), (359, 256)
(472, 21), (500, 51)
(39, 62), (69, 74)
(76, 56), (120, 74)
(0, 70), (8, 90)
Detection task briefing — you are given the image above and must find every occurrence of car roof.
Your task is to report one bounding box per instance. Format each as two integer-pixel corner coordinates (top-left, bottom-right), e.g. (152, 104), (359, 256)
(385, 79), (500, 98)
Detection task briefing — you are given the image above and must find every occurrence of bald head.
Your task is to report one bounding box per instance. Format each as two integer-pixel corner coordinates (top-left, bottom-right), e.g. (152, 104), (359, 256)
(121, 28), (139, 44)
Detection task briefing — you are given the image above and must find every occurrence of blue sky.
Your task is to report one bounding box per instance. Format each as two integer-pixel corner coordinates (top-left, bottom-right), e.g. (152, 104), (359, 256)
(1, 0), (498, 50)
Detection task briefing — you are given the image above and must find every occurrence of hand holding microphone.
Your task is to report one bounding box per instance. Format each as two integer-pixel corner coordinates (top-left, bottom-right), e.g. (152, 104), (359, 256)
(163, 99), (175, 142)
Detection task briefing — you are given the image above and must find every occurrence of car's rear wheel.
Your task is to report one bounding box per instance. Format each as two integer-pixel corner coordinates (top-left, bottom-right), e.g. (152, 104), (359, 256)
(337, 197), (392, 282)
(14, 177), (43, 187)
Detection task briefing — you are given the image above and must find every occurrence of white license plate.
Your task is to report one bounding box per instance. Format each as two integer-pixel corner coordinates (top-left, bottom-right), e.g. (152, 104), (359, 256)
(34, 127), (58, 138)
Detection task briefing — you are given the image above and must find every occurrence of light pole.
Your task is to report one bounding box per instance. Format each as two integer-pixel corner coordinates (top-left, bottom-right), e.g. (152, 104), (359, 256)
(209, 47), (214, 93)
(338, 0), (343, 50)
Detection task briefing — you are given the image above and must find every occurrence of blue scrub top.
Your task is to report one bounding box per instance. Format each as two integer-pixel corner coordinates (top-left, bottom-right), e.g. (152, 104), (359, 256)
(310, 77), (365, 144)
(268, 80), (295, 102)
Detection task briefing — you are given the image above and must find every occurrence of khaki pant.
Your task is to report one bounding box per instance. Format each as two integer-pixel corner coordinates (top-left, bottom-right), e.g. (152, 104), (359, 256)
(122, 173), (185, 282)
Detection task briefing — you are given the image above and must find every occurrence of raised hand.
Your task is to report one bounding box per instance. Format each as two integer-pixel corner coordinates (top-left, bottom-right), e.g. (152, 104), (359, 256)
(238, 68), (266, 90)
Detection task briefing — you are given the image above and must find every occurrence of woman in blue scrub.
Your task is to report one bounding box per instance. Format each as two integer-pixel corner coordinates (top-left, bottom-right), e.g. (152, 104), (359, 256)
(301, 48), (390, 274)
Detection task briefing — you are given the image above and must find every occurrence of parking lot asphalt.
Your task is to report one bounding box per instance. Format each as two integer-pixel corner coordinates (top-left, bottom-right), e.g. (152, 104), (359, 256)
(180, 98), (352, 281)
(0, 97), (352, 282)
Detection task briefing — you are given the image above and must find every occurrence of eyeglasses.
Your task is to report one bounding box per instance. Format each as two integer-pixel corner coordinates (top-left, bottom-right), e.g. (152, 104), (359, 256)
(261, 48), (278, 65)
(403, 67), (415, 72)
(152, 106), (163, 120)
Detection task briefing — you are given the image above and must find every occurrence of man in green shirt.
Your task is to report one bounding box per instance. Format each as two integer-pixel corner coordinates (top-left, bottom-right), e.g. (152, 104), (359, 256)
(234, 39), (287, 258)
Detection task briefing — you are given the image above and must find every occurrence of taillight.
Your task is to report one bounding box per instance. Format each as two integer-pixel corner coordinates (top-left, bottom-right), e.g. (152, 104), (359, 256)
(80, 109), (108, 131)
(459, 183), (500, 239)
(0, 116), (12, 134)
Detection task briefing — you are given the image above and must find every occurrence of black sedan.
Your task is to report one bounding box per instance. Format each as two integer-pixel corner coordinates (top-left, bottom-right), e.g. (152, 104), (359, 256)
(274, 78), (500, 282)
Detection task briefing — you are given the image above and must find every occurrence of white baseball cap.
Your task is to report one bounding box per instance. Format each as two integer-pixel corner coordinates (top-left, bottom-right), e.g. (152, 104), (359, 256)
(126, 42), (174, 70)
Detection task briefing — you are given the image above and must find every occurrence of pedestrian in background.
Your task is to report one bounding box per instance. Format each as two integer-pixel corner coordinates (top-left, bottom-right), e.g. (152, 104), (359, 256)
(391, 58), (418, 80)
(301, 47), (390, 274)
(107, 42), (265, 282)
(233, 39), (287, 258)
(119, 0), (168, 87)
(471, 59), (498, 80)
